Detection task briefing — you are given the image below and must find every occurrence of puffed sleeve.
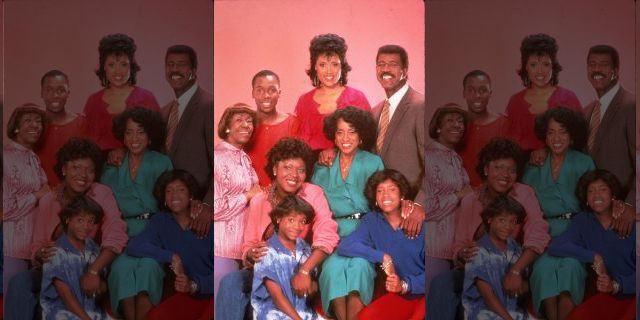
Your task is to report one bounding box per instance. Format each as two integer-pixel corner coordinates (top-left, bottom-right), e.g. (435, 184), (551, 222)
(305, 185), (339, 254)
(94, 185), (128, 254)
(518, 185), (551, 254)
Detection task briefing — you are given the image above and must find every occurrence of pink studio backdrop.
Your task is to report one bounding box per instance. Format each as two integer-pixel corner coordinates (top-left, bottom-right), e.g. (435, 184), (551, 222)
(2, 0), (213, 145)
(214, 0), (425, 145)
(425, 0), (635, 141)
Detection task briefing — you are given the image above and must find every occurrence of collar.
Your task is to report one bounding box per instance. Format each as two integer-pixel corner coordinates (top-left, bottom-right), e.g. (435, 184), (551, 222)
(478, 233), (517, 255)
(429, 140), (456, 153)
(7, 139), (33, 152)
(387, 82), (410, 112)
(56, 233), (98, 255)
(216, 141), (243, 152)
(176, 83), (198, 108)
(267, 233), (309, 256)
(598, 82), (621, 110)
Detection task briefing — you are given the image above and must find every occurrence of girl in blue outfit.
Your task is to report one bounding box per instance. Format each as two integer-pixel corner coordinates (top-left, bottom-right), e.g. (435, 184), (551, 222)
(41, 196), (106, 320)
(463, 195), (528, 320)
(251, 195), (318, 320)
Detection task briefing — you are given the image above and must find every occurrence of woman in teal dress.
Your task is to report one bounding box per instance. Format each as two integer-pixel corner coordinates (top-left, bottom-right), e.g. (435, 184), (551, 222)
(101, 107), (173, 319)
(522, 107), (594, 319)
(311, 106), (383, 319)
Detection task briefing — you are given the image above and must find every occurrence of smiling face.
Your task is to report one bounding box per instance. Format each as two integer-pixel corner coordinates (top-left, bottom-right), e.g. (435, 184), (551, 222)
(334, 118), (360, 156)
(587, 179), (613, 215)
(252, 75), (281, 115)
(488, 211), (518, 242)
(525, 54), (553, 89)
(62, 158), (96, 194)
(375, 179), (402, 215)
(545, 118), (570, 156)
(165, 179), (191, 214)
(273, 158), (306, 196)
(463, 75), (491, 115)
(225, 113), (254, 148)
(41, 75), (70, 114)
(14, 112), (44, 148)
(587, 53), (618, 97)
(276, 211), (308, 244)
(485, 158), (517, 195)
(104, 54), (131, 88)
(314, 53), (342, 89)
(123, 118), (149, 156)
(165, 53), (196, 97)
(376, 53), (407, 97)
(66, 211), (97, 243)
(437, 113), (465, 149)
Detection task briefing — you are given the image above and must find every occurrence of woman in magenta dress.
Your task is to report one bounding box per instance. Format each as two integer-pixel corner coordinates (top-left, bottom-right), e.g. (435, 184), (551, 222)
(294, 33), (371, 156)
(505, 33), (582, 159)
(83, 33), (160, 154)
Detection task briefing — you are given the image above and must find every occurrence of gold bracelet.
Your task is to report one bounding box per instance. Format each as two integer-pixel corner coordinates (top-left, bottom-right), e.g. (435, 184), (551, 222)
(509, 269), (521, 276)
(299, 269), (310, 276)
(88, 269), (99, 276)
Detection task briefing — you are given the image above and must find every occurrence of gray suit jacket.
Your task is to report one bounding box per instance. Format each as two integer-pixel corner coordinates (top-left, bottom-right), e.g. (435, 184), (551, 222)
(372, 87), (426, 205)
(162, 86), (214, 203)
(585, 86), (636, 203)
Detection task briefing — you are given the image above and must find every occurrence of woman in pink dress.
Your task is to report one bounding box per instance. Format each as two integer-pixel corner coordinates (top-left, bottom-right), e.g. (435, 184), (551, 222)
(83, 33), (160, 155)
(505, 33), (582, 161)
(294, 33), (371, 158)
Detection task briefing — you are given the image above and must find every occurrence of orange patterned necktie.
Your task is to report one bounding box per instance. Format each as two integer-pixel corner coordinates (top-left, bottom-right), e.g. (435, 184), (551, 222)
(376, 99), (391, 152)
(165, 100), (179, 151)
(587, 100), (601, 153)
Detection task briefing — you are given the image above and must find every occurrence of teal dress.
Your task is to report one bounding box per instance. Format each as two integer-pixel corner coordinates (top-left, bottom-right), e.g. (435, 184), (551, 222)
(311, 150), (383, 314)
(101, 150), (173, 315)
(522, 149), (595, 313)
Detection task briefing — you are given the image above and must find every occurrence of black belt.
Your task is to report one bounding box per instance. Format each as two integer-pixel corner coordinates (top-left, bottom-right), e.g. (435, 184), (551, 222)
(547, 212), (576, 220)
(337, 212), (365, 220)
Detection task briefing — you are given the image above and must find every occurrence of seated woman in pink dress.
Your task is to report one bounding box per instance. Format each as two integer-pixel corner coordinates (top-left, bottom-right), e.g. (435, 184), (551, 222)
(505, 33), (582, 162)
(294, 33), (371, 158)
(83, 33), (160, 157)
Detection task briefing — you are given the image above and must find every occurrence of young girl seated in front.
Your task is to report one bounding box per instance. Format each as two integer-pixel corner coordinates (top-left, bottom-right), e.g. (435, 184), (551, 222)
(462, 195), (528, 320)
(40, 196), (107, 320)
(251, 195), (318, 320)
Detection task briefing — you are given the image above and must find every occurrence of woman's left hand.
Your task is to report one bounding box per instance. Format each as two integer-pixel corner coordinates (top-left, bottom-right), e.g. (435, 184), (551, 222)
(385, 274), (402, 293)
(611, 200), (633, 238)
(191, 200), (212, 238)
(596, 273), (614, 294)
(400, 200), (425, 239)
(174, 273), (191, 293)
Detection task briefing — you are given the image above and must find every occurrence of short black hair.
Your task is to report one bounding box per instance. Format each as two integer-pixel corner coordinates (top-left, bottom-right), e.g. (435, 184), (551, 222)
(59, 195), (104, 232)
(153, 169), (201, 210)
(364, 169), (412, 211)
(481, 195), (526, 230)
(41, 69), (69, 87)
(54, 138), (104, 181)
(306, 33), (352, 87)
(428, 103), (469, 140)
(588, 45), (620, 70)
(517, 33), (562, 87)
(95, 33), (141, 87)
(6, 103), (47, 142)
(323, 106), (377, 152)
(475, 138), (525, 181)
(575, 169), (622, 208)
(376, 45), (408, 69)
(264, 138), (314, 182)
(217, 103), (258, 140)
(269, 195), (315, 229)
(534, 107), (588, 152)
(166, 45), (198, 69)
(112, 107), (167, 152)
(251, 70), (280, 88)
(462, 70), (491, 88)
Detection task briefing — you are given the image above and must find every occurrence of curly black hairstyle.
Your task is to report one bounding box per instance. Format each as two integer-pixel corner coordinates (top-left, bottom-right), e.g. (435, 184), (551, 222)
(217, 103), (258, 140)
(54, 138), (104, 181)
(534, 106), (588, 152)
(264, 138), (314, 182)
(517, 33), (562, 87)
(6, 103), (47, 143)
(322, 106), (377, 152)
(59, 195), (105, 232)
(428, 103), (469, 140)
(575, 169), (622, 209)
(95, 33), (141, 87)
(475, 138), (525, 181)
(376, 45), (408, 69)
(269, 195), (316, 229)
(112, 107), (166, 152)
(306, 33), (352, 87)
(153, 169), (201, 210)
(480, 195), (526, 230)
(364, 169), (412, 212)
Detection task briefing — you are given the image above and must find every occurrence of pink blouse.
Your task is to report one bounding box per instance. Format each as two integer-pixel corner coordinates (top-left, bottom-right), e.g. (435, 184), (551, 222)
(3, 140), (49, 259)
(505, 87), (582, 151)
(241, 183), (339, 265)
(213, 141), (258, 259)
(452, 183), (550, 259)
(294, 86), (371, 151)
(30, 183), (128, 262)
(424, 141), (470, 259)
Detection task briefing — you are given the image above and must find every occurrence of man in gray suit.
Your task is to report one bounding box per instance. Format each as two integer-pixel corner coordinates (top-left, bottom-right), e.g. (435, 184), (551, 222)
(373, 44), (426, 207)
(584, 45), (636, 205)
(163, 45), (214, 206)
